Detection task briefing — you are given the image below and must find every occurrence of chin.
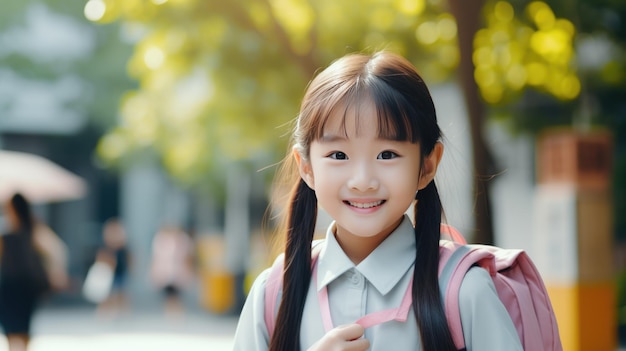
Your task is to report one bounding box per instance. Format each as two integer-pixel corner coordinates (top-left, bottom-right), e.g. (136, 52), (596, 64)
(341, 226), (389, 239)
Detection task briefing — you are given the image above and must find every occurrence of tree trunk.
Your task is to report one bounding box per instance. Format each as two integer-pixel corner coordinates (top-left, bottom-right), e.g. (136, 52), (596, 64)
(448, 0), (496, 244)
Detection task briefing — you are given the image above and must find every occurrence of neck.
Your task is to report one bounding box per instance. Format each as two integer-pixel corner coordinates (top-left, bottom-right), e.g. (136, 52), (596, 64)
(333, 217), (403, 264)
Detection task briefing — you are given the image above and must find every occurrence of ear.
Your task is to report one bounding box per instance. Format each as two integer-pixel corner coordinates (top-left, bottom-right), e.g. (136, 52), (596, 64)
(293, 146), (315, 190)
(418, 142), (444, 190)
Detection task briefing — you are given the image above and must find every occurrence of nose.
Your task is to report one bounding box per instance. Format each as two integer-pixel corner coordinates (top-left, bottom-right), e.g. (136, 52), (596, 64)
(347, 161), (379, 191)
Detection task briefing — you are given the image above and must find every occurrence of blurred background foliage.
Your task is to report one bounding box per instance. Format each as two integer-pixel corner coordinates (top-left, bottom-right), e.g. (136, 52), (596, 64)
(81, 0), (625, 238)
(88, 0), (458, 187)
(0, 0), (136, 132)
(88, 0), (583, 172)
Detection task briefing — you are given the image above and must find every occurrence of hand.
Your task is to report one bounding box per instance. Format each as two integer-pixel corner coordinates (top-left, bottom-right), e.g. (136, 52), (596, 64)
(307, 324), (370, 351)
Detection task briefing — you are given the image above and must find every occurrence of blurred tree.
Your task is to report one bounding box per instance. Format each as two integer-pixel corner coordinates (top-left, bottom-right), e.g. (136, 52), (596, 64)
(88, 0), (459, 187)
(447, 0), (494, 244)
(478, 0), (626, 241)
(448, 0), (581, 243)
(445, 0), (625, 242)
(0, 0), (135, 133)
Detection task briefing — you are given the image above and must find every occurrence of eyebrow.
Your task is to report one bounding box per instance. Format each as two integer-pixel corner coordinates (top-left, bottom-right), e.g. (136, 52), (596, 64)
(319, 133), (403, 143)
(319, 133), (348, 143)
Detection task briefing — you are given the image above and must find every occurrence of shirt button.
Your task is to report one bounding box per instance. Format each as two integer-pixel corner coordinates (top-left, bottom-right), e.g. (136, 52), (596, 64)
(351, 273), (361, 285)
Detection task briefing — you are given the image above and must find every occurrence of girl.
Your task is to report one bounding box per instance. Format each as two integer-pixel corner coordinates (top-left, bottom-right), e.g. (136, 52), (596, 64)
(233, 51), (522, 351)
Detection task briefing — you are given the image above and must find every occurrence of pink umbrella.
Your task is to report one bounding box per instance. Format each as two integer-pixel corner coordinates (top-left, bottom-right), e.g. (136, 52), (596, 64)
(0, 150), (87, 204)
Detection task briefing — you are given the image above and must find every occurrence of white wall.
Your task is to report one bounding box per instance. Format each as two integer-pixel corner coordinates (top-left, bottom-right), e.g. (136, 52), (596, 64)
(488, 121), (536, 250)
(431, 83), (475, 235)
(431, 83), (536, 250)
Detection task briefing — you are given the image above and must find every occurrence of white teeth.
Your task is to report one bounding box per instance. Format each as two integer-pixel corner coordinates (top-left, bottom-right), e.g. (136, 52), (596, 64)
(349, 200), (383, 209)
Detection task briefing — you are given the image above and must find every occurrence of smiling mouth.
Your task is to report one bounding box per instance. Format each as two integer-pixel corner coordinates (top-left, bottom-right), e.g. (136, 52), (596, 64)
(345, 200), (385, 209)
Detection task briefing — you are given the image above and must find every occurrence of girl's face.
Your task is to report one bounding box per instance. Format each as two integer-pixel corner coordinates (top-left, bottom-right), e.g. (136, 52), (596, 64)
(296, 100), (440, 245)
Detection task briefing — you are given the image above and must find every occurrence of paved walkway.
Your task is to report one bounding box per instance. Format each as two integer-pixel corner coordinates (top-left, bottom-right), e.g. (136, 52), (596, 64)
(5, 299), (626, 351)
(0, 304), (238, 351)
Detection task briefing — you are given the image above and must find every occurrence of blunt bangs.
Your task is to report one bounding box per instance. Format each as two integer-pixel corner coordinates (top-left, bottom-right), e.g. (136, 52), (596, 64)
(306, 78), (420, 145)
(296, 51), (438, 156)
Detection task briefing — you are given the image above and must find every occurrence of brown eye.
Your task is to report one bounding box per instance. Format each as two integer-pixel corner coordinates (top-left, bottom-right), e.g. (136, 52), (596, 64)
(329, 151), (347, 160)
(378, 151), (398, 160)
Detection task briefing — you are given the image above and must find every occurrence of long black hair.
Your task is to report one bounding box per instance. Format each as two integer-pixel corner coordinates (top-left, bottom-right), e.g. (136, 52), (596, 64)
(269, 51), (455, 351)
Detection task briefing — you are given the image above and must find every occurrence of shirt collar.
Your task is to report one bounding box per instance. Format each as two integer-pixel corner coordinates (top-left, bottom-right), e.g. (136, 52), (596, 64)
(316, 215), (416, 295)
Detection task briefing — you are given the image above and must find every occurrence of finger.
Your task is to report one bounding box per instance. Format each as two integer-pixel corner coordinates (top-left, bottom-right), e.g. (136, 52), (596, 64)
(334, 323), (365, 341)
(346, 337), (370, 351)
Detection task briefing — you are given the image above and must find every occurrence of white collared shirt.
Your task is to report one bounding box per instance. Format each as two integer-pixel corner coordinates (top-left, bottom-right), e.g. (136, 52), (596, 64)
(233, 216), (522, 350)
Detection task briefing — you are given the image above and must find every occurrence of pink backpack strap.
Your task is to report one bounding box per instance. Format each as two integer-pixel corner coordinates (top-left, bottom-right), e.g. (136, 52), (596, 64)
(437, 224), (469, 349)
(440, 223), (467, 245)
(438, 243), (497, 350)
(264, 253), (285, 338)
(353, 276), (414, 329)
(265, 225), (472, 343)
(314, 266), (415, 332)
(264, 242), (324, 338)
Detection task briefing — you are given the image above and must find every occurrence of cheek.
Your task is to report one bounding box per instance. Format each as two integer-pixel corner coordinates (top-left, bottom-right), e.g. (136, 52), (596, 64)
(399, 177), (420, 196)
(391, 167), (421, 195)
(308, 164), (341, 194)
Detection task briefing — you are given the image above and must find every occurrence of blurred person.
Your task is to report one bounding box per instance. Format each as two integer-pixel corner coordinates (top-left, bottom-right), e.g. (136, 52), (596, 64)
(0, 193), (51, 351)
(94, 217), (131, 317)
(150, 225), (195, 317)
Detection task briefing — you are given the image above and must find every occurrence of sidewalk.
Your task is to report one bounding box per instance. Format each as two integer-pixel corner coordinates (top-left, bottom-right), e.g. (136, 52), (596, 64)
(0, 303), (238, 351)
(5, 298), (626, 351)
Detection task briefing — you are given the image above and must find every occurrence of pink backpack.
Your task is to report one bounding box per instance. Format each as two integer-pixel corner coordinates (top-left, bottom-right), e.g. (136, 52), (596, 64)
(265, 225), (563, 350)
(439, 225), (562, 350)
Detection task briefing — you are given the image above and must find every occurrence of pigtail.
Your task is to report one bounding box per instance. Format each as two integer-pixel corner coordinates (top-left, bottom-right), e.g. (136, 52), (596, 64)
(413, 181), (456, 351)
(269, 178), (318, 351)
